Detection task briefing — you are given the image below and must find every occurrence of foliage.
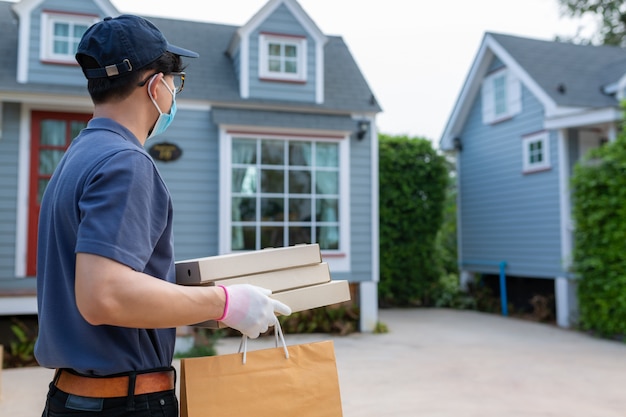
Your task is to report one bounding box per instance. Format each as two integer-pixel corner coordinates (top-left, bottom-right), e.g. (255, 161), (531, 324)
(372, 321), (389, 334)
(558, 0), (626, 46)
(571, 132), (626, 338)
(209, 302), (360, 339)
(435, 162), (458, 276)
(378, 134), (449, 306)
(3, 318), (38, 368)
(433, 273), (505, 314)
(278, 302), (359, 336)
(434, 273), (477, 310)
(174, 328), (222, 358)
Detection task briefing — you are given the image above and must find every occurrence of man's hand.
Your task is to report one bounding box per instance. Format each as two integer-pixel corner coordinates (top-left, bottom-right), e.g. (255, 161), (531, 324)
(219, 284), (292, 338)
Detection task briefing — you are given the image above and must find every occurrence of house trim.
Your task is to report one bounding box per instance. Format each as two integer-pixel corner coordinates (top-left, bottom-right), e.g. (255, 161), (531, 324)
(368, 116), (379, 284)
(521, 131), (551, 173)
(14, 101), (94, 278)
(259, 31), (306, 39)
(207, 100), (377, 118)
(557, 128), (573, 272)
(259, 78), (307, 85)
(240, 36), (250, 98)
(15, 104), (31, 277)
(217, 125), (351, 272)
(0, 297), (38, 315)
(225, 129), (346, 139)
(544, 107), (622, 130)
(441, 33), (557, 150)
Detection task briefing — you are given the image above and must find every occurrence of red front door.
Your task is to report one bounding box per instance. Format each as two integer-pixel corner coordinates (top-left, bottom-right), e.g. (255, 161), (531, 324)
(27, 111), (91, 276)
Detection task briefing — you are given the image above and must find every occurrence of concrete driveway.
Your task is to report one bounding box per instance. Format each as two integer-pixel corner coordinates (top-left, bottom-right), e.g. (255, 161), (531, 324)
(1, 308), (625, 416)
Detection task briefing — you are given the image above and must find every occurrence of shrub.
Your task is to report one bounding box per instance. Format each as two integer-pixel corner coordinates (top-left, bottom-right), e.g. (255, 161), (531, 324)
(378, 134), (449, 306)
(571, 134), (626, 338)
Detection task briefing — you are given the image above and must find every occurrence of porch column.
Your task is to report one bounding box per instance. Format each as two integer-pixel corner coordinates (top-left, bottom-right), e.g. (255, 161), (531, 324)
(359, 281), (379, 332)
(460, 270), (474, 291)
(555, 276), (578, 328)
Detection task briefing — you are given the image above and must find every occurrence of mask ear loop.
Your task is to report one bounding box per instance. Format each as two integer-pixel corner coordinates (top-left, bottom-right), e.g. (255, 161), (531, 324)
(147, 73), (163, 112)
(148, 74), (176, 113)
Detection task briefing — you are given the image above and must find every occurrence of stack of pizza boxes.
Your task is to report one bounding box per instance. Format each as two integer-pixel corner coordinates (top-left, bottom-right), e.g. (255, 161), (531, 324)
(175, 244), (350, 328)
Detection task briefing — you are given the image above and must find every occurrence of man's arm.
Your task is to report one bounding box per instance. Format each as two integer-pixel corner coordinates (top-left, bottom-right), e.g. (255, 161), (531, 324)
(75, 252), (224, 328)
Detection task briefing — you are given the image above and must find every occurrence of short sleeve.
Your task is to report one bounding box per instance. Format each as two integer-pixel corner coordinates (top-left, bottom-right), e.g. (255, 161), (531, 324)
(76, 149), (171, 272)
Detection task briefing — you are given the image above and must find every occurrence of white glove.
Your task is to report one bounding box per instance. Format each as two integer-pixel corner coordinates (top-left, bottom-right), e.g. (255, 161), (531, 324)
(218, 284), (292, 338)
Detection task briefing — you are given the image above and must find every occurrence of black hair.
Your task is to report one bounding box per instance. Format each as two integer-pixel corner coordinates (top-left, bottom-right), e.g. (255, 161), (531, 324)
(78, 52), (185, 104)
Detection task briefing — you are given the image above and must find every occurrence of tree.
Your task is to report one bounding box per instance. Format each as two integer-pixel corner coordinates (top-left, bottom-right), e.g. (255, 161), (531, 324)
(558, 0), (626, 46)
(378, 134), (449, 306)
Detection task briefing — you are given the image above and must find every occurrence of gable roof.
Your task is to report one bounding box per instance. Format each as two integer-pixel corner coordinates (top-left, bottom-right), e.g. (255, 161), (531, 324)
(148, 14), (379, 113)
(0, 0), (380, 115)
(226, 0), (328, 103)
(440, 32), (626, 150)
(232, 0), (326, 50)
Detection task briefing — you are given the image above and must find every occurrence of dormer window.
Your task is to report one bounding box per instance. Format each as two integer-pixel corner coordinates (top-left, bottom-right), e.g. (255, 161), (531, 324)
(40, 12), (97, 64)
(481, 67), (522, 124)
(259, 33), (307, 82)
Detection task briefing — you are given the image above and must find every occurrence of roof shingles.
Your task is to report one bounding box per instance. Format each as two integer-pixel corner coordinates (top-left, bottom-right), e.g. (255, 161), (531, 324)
(489, 32), (626, 108)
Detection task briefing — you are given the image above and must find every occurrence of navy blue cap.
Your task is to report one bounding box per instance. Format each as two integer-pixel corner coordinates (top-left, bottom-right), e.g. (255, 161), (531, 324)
(76, 15), (199, 79)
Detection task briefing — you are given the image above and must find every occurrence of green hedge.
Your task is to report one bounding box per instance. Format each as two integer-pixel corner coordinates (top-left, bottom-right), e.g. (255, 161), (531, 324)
(571, 134), (626, 338)
(378, 134), (449, 306)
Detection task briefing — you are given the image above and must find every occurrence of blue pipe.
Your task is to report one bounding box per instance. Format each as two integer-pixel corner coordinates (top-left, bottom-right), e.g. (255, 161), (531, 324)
(498, 261), (508, 316)
(460, 260), (508, 316)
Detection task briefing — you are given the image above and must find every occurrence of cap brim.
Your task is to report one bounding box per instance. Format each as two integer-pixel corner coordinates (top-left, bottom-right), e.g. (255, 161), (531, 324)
(167, 43), (199, 58)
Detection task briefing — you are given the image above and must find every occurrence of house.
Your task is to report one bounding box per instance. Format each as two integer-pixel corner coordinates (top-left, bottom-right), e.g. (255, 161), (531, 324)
(440, 32), (626, 328)
(0, 0), (382, 331)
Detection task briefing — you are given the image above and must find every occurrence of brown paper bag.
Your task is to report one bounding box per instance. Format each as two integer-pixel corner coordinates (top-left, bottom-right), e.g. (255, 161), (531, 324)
(180, 338), (343, 417)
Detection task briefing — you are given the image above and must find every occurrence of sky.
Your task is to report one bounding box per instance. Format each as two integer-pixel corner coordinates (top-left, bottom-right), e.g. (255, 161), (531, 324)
(104, 1), (595, 143)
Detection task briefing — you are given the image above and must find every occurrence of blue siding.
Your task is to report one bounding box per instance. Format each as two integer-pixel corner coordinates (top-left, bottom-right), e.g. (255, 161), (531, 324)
(459, 78), (564, 278)
(0, 103), (20, 280)
(153, 110), (220, 261)
(28, 1), (103, 86)
(248, 3), (317, 103)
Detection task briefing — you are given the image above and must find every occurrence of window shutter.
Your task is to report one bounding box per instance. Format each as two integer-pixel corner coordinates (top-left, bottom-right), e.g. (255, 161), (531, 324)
(481, 78), (495, 124)
(507, 73), (522, 116)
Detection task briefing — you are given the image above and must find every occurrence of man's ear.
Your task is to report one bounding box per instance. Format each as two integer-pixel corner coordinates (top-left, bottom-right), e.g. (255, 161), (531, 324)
(147, 73), (163, 99)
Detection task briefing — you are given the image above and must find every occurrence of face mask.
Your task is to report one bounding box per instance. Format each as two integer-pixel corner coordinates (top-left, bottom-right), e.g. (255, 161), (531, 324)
(147, 75), (177, 141)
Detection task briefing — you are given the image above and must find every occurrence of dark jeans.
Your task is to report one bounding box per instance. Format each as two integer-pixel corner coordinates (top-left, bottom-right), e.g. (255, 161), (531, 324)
(42, 383), (178, 417)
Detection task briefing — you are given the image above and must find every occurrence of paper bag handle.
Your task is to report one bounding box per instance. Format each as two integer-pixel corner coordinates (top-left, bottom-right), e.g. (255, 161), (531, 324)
(238, 317), (289, 364)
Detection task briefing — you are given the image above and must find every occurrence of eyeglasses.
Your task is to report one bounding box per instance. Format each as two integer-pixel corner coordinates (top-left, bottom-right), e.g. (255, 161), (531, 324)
(138, 71), (186, 94)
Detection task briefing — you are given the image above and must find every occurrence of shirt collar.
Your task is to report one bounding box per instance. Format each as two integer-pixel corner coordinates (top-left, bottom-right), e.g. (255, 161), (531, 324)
(85, 118), (143, 148)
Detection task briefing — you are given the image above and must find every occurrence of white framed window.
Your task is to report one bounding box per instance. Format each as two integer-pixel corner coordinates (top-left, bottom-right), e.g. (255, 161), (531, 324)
(482, 68), (521, 124)
(221, 132), (350, 271)
(259, 34), (307, 82)
(40, 12), (96, 63)
(522, 131), (551, 173)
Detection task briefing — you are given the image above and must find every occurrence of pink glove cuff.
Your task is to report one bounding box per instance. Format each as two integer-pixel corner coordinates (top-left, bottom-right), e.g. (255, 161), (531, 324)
(216, 285), (229, 321)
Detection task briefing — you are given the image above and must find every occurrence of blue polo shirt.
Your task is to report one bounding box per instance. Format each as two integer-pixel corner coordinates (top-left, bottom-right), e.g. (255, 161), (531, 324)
(35, 118), (176, 376)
